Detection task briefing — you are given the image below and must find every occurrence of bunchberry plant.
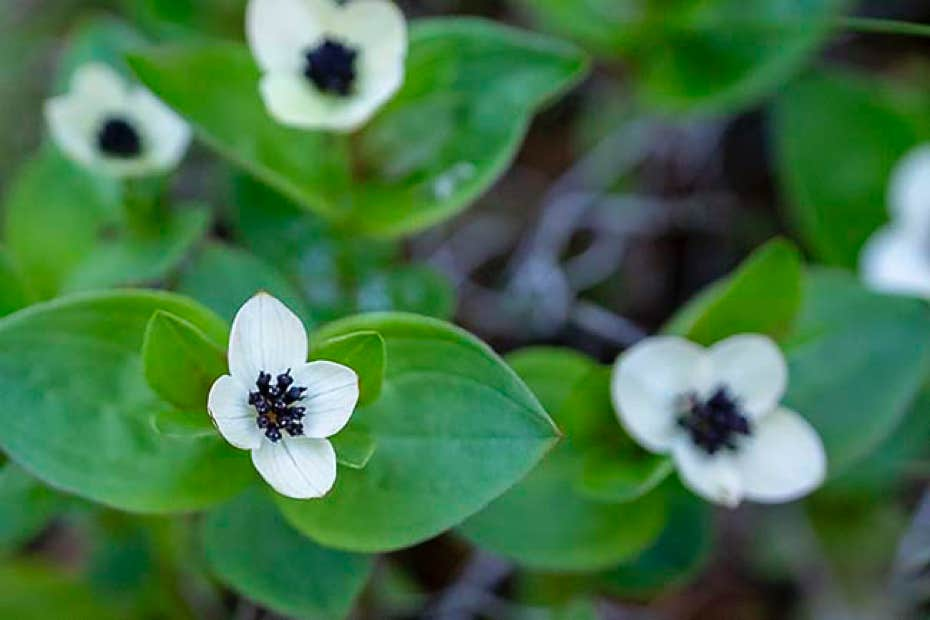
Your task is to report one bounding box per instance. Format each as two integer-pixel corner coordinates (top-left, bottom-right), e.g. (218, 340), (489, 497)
(44, 62), (190, 177)
(612, 334), (826, 507)
(208, 293), (359, 498)
(246, 0), (407, 131)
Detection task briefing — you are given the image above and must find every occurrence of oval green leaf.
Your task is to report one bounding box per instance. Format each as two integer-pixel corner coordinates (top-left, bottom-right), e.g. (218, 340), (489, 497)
(203, 488), (373, 620)
(783, 269), (930, 475)
(774, 69), (928, 266)
(665, 238), (803, 345)
(0, 290), (254, 512)
(459, 348), (668, 571)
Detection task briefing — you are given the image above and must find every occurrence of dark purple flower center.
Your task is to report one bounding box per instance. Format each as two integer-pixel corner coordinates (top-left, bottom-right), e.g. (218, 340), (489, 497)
(303, 38), (358, 96)
(678, 386), (752, 455)
(249, 370), (307, 443)
(97, 117), (142, 158)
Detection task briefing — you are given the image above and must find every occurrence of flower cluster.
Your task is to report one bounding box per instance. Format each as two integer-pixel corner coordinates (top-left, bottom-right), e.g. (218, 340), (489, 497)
(246, 0), (407, 131)
(208, 293), (359, 499)
(44, 63), (190, 178)
(612, 334), (826, 507)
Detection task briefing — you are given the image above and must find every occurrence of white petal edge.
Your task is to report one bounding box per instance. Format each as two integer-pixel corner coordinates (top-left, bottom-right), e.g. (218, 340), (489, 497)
(228, 292), (309, 383)
(44, 96), (101, 170)
(246, 0), (329, 74)
(671, 435), (743, 508)
(611, 336), (709, 453)
(130, 88), (191, 171)
(259, 73), (382, 132)
(860, 225), (930, 298)
(291, 361), (359, 439)
(706, 334), (787, 419)
(207, 375), (263, 450)
(889, 143), (930, 230)
(737, 407), (826, 504)
(70, 63), (129, 107)
(252, 436), (337, 499)
(338, 0), (407, 60)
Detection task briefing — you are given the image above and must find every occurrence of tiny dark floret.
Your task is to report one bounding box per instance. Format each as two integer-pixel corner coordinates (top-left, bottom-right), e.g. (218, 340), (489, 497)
(249, 370), (308, 443)
(304, 38), (358, 96)
(97, 117), (142, 158)
(678, 386), (752, 455)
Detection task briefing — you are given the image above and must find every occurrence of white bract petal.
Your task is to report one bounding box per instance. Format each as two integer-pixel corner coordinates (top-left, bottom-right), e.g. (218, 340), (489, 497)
(246, 0), (330, 74)
(291, 361), (359, 438)
(706, 334), (787, 419)
(611, 336), (709, 452)
(130, 89), (192, 171)
(228, 292), (309, 382)
(247, 0), (407, 132)
(672, 435), (743, 508)
(43, 62), (190, 178)
(736, 407), (826, 503)
(251, 436), (338, 499)
(860, 225), (930, 298)
(209, 293), (359, 500)
(207, 375), (264, 450)
(889, 144), (930, 232)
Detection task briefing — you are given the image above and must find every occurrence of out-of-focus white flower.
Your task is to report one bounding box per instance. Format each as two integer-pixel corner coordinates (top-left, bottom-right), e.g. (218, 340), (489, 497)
(246, 0), (407, 132)
(861, 145), (930, 297)
(611, 334), (826, 508)
(208, 293), (359, 499)
(44, 63), (190, 178)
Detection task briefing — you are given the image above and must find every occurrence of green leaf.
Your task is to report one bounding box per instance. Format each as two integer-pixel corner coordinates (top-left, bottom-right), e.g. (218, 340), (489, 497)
(129, 18), (588, 237)
(0, 562), (122, 620)
(783, 269), (930, 475)
(0, 248), (33, 317)
(275, 313), (559, 552)
(203, 489), (373, 620)
(517, 0), (847, 115)
(64, 206), (211, 292)
(3, 148), (118, 299)
(0, 290), (254, 512)
(142, 310), (227, 412)
(774, 69), (929, 266)
(176, 242), (311, 323)
(312, 330), (385, 406)
(665, 238), (803, 345)
(331, 428), (377, 470)
(577, 448), (674, 504)
(600, 487), (714, 598)
(459, 348), (668, 571)
(0, 465), (65, 556)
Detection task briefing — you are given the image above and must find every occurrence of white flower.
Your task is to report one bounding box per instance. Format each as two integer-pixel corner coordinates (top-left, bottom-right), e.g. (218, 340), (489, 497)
(44, 63), (191, 178)
(208, 292), (359, 499)
(861, 144), (930, 298)
(611, 334), (826, 508)
(246, 0), (407, 132)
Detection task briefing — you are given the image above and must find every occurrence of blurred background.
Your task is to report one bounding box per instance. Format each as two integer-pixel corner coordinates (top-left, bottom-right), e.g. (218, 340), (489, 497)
(4, 1), (930, 618)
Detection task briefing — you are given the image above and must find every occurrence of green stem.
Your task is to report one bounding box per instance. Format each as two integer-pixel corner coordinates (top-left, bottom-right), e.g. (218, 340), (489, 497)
(123, 176), (168, 238)
(838, 16), (930, 38)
